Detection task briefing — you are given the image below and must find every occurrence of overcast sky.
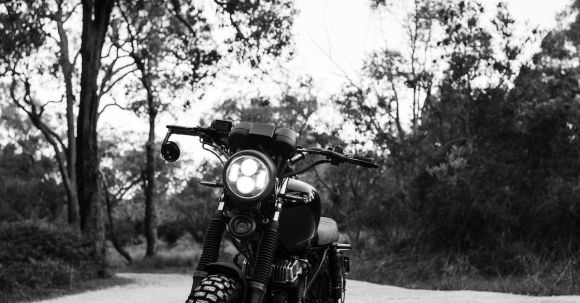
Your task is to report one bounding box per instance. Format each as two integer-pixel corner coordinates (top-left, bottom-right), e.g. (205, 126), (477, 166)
(290, 0), (571, 96)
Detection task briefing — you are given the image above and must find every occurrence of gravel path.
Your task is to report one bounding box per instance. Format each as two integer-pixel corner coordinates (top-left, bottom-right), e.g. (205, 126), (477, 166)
(31, 273), (580, 303)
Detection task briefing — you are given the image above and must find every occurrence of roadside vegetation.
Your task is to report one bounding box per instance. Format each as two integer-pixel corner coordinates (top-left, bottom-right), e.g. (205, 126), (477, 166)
(0, 221), (131, 303)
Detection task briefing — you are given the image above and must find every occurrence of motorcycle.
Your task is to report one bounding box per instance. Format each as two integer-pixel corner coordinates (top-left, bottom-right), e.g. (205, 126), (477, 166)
(160, 120), (378, 303)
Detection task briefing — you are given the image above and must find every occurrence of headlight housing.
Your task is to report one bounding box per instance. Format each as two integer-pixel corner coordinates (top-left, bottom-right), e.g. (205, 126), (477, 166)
(223, 150), (276, 202)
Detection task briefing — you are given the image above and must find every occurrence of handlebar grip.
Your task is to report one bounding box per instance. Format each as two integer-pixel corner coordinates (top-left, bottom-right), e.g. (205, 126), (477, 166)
(166, 125), (200, 136)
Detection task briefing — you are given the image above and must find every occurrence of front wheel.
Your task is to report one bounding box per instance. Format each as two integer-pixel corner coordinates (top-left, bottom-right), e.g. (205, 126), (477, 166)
(186, 274), (241, 303)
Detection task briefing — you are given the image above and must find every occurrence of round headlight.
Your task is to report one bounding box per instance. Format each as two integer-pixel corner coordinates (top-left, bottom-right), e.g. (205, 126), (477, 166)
(223, 151), (276, 201)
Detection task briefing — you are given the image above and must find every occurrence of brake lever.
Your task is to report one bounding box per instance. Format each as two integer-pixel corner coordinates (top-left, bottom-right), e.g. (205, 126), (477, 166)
(345, 155), (379, 168)
(200, 180), (223, 188)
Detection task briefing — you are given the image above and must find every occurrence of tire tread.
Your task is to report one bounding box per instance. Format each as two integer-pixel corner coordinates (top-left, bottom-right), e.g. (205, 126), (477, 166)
(187, 274), (240, 303)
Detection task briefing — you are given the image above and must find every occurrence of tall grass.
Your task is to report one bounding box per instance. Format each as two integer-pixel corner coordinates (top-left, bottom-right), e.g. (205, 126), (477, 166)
(107, 237), (238, 273)
(349, 252), (580, 296)
(108, 234), (580, 296)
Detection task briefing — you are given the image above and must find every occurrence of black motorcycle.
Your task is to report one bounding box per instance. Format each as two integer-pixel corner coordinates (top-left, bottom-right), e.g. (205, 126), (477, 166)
(161, 120), (378, 303)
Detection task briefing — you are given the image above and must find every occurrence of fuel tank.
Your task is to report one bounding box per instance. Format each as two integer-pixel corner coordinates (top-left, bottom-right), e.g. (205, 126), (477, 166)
(278, 179), (321, 252)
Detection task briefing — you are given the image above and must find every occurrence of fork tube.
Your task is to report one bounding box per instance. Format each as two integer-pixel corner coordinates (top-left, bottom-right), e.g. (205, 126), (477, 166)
(248, 202), (283, 303)
(189, 208), (228, 291)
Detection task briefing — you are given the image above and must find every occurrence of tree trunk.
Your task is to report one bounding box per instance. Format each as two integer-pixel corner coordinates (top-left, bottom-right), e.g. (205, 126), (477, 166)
(102, 178), (133, 264)
(144, 110), (158, 257)
(132, 55), (159, 257)
(55, 3), (80, 229)
(77, 0), (114, 264)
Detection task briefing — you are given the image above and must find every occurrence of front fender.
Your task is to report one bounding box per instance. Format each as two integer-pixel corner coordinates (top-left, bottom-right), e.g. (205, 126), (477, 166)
(203, 262), (248, 301)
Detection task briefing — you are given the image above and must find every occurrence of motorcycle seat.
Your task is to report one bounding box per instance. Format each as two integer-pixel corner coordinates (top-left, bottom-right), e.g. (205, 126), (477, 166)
(316, 217), (339, 245)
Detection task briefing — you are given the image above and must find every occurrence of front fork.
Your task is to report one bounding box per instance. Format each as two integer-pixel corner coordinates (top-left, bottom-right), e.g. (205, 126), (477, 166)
(248, 200), (283, 303)
(190, 201), (229, 287)
(190, 199), (284, 303)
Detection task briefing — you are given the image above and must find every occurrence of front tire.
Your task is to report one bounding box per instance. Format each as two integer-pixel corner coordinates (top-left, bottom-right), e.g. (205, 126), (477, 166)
(187, 274), (241, 303)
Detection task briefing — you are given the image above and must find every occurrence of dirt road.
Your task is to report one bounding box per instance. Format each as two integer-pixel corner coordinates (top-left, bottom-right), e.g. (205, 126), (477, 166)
(32, 273), (580, 303)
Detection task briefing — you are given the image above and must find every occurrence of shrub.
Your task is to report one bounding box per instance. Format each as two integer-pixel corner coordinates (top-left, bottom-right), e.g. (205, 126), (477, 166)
(0, 221), (105, 296)
(111, 218), (140, 246)
(157, 220), (186, 246)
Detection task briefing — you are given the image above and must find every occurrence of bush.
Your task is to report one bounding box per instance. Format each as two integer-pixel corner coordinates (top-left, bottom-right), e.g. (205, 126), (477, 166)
(0, 221), (105, 296)
(157, 220), (186, 246)
(111, 218), (140, 246)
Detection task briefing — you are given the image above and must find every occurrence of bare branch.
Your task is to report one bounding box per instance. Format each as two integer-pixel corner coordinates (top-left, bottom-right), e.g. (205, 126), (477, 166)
(166, 0), (197, 37)
(39, 95), (65, 114)
(63, 2), (81, 22)
(118, 7), (137, 53)
(102, 41), (116, 59)
(115, 176), (143, 200)
(72, 49), (81, 67)
(98, 99), (130, 117)
(98, 68), (138, 98)
(99, 60), (134, 96)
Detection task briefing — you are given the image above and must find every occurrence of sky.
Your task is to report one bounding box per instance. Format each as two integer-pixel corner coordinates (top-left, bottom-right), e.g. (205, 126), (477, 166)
(167, 0), (572, 126)
(289, 0), (571, 96)
(97, 0), (572, 164)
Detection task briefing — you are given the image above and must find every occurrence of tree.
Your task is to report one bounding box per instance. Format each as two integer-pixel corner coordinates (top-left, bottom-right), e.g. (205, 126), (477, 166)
(329, 0), (544, 260)
(0, 0), (80, 228)
(218, 79), (319, 140)
(0, 105), (65, 222)
(0, 0), (150, 264)
(109, 0), (220, 257)
(75, 0), (116, 260)
(110, 0), (295, 256)
(169, 162), (222, 244)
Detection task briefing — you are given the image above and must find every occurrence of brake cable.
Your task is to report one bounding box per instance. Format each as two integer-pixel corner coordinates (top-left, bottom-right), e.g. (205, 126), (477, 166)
(201, 140), (226, 166)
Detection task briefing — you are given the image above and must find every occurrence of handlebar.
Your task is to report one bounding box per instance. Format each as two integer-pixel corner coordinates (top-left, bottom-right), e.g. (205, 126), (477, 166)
(166, 125), (202, 136)
(162, 122), (379, 170)
(161, 123), (230, 162)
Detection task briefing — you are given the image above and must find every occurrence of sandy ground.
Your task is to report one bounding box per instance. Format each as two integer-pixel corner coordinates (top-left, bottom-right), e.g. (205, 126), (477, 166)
(31, 273), (580, 303)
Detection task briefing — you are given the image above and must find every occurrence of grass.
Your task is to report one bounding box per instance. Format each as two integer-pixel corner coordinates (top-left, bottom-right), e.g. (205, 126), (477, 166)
(2, 238), (207, 302)
(108, 236), (580, 297)
(348, 252), (580, 296)
(107, 237), (238, 274)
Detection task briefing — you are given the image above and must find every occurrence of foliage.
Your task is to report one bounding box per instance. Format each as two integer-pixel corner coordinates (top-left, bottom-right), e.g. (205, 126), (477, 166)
(0, 221), (106, 296)
(0, 143), (64, 222)
(407, 0), (580, 257)
(0, 0), (48, 65)
(0, 107), (64, 222)
(213, 0), (296, 66)
(331, 0), (580, 286)
(168, 163), (222, 243)
(217, 80), (320, 140)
